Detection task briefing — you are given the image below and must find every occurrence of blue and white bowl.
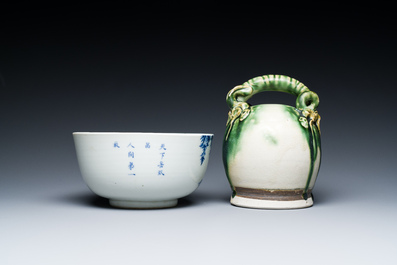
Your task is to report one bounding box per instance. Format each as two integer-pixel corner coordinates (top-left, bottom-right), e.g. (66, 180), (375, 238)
(73, 132), (213, 209)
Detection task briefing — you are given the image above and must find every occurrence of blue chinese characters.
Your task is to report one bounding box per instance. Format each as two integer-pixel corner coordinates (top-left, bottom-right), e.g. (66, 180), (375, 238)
(113, 141), (167, 176)
(158, 144), (167, 176)
(127, 142), (136, 175)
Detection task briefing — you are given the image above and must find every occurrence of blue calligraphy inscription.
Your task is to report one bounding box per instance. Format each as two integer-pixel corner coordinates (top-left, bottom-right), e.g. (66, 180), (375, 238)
(128, 162), (135, 170)
(128, 162), (136, 175)
(158, 144), (166, 176)
(112, 141), (170, 176)
(199, 135), (212, 165)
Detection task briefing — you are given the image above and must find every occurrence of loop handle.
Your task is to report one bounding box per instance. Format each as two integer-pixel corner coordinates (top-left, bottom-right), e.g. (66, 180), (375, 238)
(226, 75), (319, 110)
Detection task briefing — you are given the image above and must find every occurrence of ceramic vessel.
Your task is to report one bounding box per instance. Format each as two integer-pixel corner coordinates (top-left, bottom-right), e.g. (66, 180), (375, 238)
(73, 132), (213, 209)
(223, 75), (321, 209)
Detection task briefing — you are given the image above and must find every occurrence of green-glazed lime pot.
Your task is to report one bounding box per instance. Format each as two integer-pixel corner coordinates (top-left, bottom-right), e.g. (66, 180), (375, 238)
(223, 75), (321, 209)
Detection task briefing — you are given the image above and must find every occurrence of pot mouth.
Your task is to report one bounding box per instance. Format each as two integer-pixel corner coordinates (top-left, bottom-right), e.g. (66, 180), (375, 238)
(73, 132), (214, 137)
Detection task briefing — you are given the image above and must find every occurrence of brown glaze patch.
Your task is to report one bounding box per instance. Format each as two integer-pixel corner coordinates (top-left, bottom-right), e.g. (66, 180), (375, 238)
(235, 187), (312, 201)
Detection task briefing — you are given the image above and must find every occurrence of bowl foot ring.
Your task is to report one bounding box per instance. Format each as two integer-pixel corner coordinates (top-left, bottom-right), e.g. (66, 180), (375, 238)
(109, 199), (178, 209)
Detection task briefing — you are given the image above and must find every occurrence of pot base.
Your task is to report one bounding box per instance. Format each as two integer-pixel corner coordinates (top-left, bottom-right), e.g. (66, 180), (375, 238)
(109, 199), (178, 209)
(230, 187), (314, 209)
(230, 195), (313, 209)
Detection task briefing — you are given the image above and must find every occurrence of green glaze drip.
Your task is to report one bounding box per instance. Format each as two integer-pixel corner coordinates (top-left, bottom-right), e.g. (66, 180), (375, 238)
(223, 116), (243, 195)
(295, 108), (321, 200)
(303, 126), (315, 200)
(222, 137), (235, 194)
(223, 105), (259, 194)
(265, 134), (278, 145)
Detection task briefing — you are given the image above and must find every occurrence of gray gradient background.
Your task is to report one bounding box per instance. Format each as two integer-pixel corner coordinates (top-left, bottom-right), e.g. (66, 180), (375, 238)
(1, 8), (396, 265)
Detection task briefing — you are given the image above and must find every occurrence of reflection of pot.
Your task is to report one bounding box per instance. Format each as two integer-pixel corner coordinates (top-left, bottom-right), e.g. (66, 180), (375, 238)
(223, 75), (321, 209)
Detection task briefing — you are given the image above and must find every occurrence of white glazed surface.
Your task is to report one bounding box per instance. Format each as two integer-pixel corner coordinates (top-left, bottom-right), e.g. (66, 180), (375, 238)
(73, 132), (213, 207)
(228, 105), (320, 190)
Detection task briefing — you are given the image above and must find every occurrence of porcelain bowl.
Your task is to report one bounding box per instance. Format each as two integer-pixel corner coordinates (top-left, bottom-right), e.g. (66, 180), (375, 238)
(73, 132), (213, 209)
